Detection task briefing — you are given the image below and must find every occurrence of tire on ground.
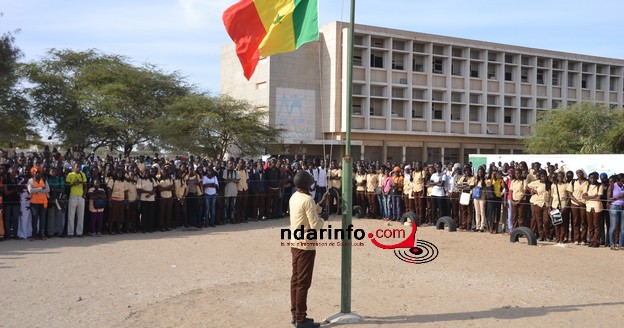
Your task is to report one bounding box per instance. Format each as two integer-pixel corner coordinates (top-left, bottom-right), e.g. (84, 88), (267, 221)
(510, 227), (537, 246)
(329, 188), (341, 214)
(352, 205), (365, 218)
(401, 211), (418, 225)
(435, 216), (457, 232)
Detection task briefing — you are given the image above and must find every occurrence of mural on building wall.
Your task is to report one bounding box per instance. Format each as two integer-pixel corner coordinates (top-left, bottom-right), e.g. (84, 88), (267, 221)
(275, 88), (316, 141)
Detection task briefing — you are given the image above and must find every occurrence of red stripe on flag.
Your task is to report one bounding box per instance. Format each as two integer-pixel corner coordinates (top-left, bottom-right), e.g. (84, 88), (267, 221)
(222, 0), (267, 80)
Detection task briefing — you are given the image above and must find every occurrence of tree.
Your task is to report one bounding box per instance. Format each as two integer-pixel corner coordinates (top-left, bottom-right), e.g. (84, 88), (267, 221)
(524, 102), (623, 154)
(159, 93), (283, 159)
(0, 17), (38, 148)
(79, 60), (189, 156)
(23, 49), (189, 156)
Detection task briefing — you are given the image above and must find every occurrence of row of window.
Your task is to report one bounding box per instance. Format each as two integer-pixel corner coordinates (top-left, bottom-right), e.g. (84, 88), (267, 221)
(355, 54), (622, 91)
(352, 100), (534, 124)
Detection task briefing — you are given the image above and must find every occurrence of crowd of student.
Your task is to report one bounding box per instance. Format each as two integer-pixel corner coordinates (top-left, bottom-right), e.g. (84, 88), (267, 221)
(0, 147), (623, 250)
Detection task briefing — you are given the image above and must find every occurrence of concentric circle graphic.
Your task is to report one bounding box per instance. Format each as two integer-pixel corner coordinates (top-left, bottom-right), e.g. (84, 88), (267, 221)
(393, 240), (438, 264)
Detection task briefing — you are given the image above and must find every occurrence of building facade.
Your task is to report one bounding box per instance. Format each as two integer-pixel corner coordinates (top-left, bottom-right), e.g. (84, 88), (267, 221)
(221, 22), (624, 164)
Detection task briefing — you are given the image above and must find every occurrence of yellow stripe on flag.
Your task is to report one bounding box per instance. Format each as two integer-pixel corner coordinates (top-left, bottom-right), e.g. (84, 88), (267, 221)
(254, 0), (296, 57)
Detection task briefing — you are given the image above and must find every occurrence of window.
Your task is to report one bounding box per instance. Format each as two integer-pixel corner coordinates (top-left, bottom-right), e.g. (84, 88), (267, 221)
(469, 93), (481, 104)
(520, 108), (530, 124)
(469, 106), (480, 121)
(521, 68), (529, 83)
(487, 95), (498, 105)
(451, 105), (462, 121)
(488, 52), (499, 62)
(536, 98), (546, 109)
(487, 107), (497, 123)
(452, 47), (464, 57)
(568, 72), (577, 87)
(412, 102), (425, 118)
(412, 89), (426, 100)
(413, 43), (425, 53)
(371, 52), (384, 68)
(432, 91), (444, 101)
(392, 88), (405, 98)
(504, 108), (513, 123)
(370, 99), (384, 116)
(451, 60), (462, 76)
(488, 64), (498, 80)
(392, 54), (405, 70)
(352, 99), (362, 115)
(552, 60), (561, 69)
(537, 69), (545, 85)
(432, 58), (444, 74)
(354, 35), (364, 46)
(470, 50), (481, 60)
(596, 76), (604, 90)
(353, 84), (363, 95)
(552, 71), (561, 86)
(552, 100), (561, 108)
(353, 55), (362, 66)
(392, 40), (405, 51)
(521, 97), (530, 107)
(505, 66), (513, 81)
(433, 45), (445, 55)
(521, 56), (530, 66)
(581, 74), (589, 89)
(371, 37), (385, 48)
(470, 62), (480, 78)
(505, 54), (515, 64)
(504, 96), (514, 106)
(391, 101), (405, 117)
(610, 77), (619, 91)
(413, 56), (425, 72)
(432, 105), (443, 120)
(451, 92), (463, 103)
(370, 85), (385, 97)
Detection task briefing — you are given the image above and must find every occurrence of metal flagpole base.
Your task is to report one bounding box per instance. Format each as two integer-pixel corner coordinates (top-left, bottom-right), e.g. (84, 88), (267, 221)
(324, 312), (363, 324)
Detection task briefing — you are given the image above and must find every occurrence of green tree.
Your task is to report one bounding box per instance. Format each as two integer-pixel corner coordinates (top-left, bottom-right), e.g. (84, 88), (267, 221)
(524, 102), (622, 154)
(160, 94), (283, 159)
(23, 49), (188, 156)
(0, 19), (38, 147)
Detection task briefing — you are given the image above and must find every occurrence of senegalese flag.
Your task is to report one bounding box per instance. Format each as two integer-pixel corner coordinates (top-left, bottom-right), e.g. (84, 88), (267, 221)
(223, 0), (319, 80)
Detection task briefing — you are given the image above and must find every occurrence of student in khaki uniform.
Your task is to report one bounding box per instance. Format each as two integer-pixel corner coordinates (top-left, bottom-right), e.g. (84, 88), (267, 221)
(583, 172), (604, 248)
(289, 171), (327, 328)
(550, 172), (570, 244)
(510, 169), (527, 229)
(235, 161), (249, 223)
(354, 167), (367, 210)
(527, 170), (552, 241)
(365, 166), (379, 218)
(569, 170), (589, 245)
(411, 162), (427, 223)
(456, 166), (475, 231)
(107, 169), (128, 235)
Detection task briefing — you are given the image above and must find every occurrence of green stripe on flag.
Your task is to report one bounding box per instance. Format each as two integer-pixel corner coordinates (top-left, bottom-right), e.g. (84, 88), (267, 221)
(293, 0), (319, 49)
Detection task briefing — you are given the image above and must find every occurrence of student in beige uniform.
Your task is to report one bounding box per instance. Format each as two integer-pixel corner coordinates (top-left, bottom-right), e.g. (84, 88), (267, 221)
(289, 171), (327, 328)
(583, 172), (604, 248)
(569, 170), (589, 245)
(107, 169), (128, 235)
(412, 162), (427, 223)
(527, 170), (552, 241)
(365, 166), (379, 218)
(510, 169), (527, 229)
(550, 172), (570, 244)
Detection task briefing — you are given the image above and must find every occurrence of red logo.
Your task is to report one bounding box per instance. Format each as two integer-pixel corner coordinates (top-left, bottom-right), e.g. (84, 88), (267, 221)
(368, 223), (438, 264)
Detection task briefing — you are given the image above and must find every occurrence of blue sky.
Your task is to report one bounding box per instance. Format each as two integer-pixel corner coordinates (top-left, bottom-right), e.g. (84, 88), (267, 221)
(2, 0), (624, 94)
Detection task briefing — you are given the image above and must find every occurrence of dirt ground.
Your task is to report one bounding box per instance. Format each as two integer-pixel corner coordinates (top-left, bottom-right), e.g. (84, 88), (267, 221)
(1, 216), (623, 328)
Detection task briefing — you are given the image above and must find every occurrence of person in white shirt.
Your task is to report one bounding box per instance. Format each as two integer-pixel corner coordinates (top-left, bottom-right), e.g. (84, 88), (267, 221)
(202, 167), (219, 227)
(427, 164), (448, 223)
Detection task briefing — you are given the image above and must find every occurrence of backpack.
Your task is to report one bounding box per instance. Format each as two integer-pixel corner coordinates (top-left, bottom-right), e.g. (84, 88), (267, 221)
(472, 186), (482, 199)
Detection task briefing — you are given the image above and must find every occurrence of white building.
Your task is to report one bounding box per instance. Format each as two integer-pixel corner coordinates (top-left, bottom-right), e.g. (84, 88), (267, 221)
(221, 22), (624, 164)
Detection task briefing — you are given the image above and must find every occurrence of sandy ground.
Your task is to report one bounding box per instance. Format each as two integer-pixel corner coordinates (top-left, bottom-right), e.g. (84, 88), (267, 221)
(1, 216), (623, 328)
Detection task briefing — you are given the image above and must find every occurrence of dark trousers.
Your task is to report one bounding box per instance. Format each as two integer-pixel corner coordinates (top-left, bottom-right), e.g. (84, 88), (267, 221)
(511, 202), (526, 228)
(587, 209), (601, 245)
(531, 204), (551, 240)
(3, 205), (20, 238)
(266, 188), (280, 218)
(487, 197), (502, 232)
(460, 202), (473, 230)
(403, 194), (414, 213)
(31, 203), (46, 237)
(253, 192), (266, 220)
(186, 194), (200, 226)
(174, 199), (188, 227)
(431, 195), (446, 223)
(414, 191), (425, 223)
(110, 200), (125, 232)
(290, 248), (316, 324)
(367, 192), (379, 218)
(90, 211), (104, 234)
(555, 207), (570, 243)
(141, 201), (156, 232)
(356, 190), (367, 209)
(449, 192), (460, 226)
(125, 201), (138, 232)
(159, 198), (174, 230)
(571, 204), (587, 243)
(236, 189), (249, 221)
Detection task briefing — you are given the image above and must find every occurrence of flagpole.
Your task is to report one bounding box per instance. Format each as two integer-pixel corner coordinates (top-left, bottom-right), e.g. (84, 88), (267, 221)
(327, 0), (362, 323)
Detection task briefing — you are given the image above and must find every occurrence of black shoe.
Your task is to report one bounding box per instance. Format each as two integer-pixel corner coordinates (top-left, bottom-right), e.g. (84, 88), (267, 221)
(295, 318), (320, 328)
(292, 318), (314, 326)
